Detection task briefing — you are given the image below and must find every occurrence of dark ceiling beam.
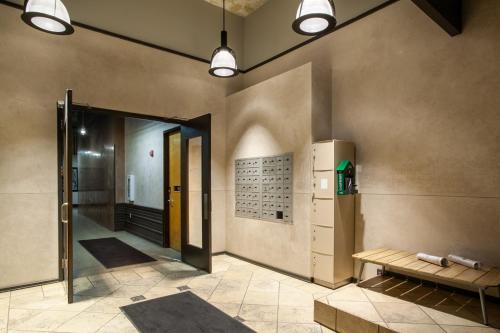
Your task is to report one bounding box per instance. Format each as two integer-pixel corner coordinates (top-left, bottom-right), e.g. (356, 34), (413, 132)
(411, 0), (462, 36)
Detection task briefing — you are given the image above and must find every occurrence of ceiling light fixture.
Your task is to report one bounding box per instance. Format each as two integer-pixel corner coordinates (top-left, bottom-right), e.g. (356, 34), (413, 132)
(293, 0), (337, 36)
(21, 0), (74, 35)
(209, 0), (238, 78)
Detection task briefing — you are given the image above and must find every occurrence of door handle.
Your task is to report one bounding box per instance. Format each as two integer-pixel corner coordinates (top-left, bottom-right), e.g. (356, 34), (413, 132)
(203, 193), (209, 220)
(61, 203), (69, 224)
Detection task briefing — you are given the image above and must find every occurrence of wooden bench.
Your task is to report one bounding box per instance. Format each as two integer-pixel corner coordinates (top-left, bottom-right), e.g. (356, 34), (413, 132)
(353, 248), (500, 326)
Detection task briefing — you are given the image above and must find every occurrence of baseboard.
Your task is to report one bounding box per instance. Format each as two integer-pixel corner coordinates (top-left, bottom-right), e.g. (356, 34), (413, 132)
(0, 278), (61, 293)
(218, 251), (311, 282)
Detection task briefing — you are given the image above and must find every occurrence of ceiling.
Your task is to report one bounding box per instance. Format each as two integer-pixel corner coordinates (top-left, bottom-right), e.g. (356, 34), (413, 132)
(204, 0), (270, 17)
(3, 0), (393, 70)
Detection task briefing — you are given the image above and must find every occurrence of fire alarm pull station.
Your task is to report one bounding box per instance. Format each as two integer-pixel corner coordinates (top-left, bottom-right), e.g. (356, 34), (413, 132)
(336, 160), (355, 195)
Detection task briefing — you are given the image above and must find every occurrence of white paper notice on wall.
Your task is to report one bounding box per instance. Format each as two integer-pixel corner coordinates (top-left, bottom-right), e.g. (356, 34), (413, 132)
(320, 178), (329, 190)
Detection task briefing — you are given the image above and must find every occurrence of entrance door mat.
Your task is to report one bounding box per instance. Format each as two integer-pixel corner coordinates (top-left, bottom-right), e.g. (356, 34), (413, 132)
(121, 291), (255, 333)
(79, 237), (156, 269)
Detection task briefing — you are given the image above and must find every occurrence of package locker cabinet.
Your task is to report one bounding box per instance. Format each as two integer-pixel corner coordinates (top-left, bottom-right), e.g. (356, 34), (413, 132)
(311, 140), (355, 289)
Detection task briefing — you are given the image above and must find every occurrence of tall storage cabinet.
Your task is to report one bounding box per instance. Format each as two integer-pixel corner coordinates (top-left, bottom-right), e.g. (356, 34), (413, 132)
(311, 140), (355, 289)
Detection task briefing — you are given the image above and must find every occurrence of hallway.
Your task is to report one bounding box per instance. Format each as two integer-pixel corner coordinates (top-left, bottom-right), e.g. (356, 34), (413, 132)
(73, 208), (180, 278)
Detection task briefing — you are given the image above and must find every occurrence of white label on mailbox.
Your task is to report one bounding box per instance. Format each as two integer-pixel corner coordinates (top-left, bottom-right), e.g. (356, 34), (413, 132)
(320, 178), (328, 190)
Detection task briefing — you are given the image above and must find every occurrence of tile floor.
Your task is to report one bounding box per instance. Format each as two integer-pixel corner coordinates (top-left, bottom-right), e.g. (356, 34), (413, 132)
(73, 209), (181, 278)
(1, 255), (499, 333)
(316, 275), (500, 333)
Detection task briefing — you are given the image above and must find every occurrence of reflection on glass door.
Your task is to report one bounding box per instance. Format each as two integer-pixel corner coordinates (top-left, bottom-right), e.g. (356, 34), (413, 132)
(188, 136), (203, 248)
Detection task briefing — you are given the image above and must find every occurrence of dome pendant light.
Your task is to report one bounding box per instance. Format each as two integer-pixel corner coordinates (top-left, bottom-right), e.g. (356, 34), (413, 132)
(21, 0), (74, 35)
(209, 0), (238, 78)
(292, 0), (337, 36)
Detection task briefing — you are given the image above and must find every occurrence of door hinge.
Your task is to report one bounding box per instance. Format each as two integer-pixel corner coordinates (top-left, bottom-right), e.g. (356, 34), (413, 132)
(61, 258), (68, 270)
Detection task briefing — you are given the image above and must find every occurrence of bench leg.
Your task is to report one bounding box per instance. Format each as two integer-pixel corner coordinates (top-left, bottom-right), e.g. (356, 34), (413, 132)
(479, 287), (488, 325)
(357, 262), (365, 286)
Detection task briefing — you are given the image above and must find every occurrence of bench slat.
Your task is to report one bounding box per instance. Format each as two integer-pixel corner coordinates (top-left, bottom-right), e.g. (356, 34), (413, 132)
(363, 249), (402, 262)
(453, 268), (490, 284)
(405, 260), (431, 271)
(352, 248), (388, 260)
(418, 262), (451, 275)
(389, 254), (420, 269)
(435, 263), (469, 279)
(377, 252), (415, 264)
(475, 268), (500, 288)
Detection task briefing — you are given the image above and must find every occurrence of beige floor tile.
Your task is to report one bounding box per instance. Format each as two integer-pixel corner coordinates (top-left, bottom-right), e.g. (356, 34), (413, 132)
(420, 307), (484, 327)
(75, 284), (120, 298)
(8, 309), (79, 331)
(187, 275), (221, 291)
(279, 285), (314, 307)
(440, 326), (500, 333)
(142, 287), (179, 300)
(134, 270), (164, 280)
(84, 297), (133, 314)
(326, 285), (369, 302)
(9, 288), (42, 299)
(9, 293), (96, 312)
(239, 304), (278, 322)
(108, 285), (150, 298)
(277, 322), (322, 333)
(0, 298), (8, 331)
(96, 314), (138, 333)
(153, 276), (192, 289)
(374, 302), (434, 324)
(0, 292), (9, 300)
(278, 306), (314, 324)
(244, 290), (279, 306)
(41, 283), (66, 297)
(54, 311), (116, 333)
(244, 321), (278, 333)
(210, 302), (241, 317)
(121, 276), (163, 287)
(388, 323), (446, 333)
(280, 278), (308, 288)
(327, 300), (383, 323)
(110, 270), (142, 284)
(208, 279), (249, 304)
(212, 261), (231, 273)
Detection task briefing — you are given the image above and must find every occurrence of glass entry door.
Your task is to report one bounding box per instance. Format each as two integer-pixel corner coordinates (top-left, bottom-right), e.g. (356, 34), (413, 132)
(180, 114), (211, 273)
(61, 89), (74, 303)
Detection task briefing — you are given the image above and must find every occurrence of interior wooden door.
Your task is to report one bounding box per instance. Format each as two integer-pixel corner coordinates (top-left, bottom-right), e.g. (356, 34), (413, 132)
(180, 114), (211, 273)
(61, 89), (74, 303)
(167, 130), (181, 251)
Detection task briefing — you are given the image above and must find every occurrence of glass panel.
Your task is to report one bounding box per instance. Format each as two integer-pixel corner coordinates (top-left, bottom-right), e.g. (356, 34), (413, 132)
(188, 136), (203, 248)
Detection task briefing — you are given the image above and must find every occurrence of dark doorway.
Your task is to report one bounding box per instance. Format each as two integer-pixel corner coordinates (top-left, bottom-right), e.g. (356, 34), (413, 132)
(58, 89), (212, 303)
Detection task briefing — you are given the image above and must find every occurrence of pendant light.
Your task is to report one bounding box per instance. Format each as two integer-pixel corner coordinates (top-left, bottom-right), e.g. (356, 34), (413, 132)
(292, 0), (337, 36)
(21, 0), (74, 35)
(209, 0), (238, 78)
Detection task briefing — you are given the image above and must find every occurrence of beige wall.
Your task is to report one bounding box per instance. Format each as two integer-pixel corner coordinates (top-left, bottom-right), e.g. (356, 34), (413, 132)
(6, 0), (244, 65)
(243, 0), (500, 276)
(124, 118), (177, 209)
(225, 64), (314, 277)
(0, 4), (231, 289)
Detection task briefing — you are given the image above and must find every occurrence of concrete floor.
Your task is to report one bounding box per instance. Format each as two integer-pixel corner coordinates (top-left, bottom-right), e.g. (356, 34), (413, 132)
(73, 208), (181, 278)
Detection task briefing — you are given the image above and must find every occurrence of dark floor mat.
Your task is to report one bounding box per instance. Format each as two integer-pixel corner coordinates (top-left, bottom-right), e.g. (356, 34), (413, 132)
(79, 237), (156, 269)
(121, 291), (255, 333)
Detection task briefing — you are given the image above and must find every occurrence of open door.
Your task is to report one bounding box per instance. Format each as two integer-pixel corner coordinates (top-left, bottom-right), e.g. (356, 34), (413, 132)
(61, 89), (74, 303)
(180, 114), (211, 273)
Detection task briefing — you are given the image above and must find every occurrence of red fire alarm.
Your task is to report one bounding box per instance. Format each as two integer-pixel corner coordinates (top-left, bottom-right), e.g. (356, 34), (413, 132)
(149, 150), (154, 157)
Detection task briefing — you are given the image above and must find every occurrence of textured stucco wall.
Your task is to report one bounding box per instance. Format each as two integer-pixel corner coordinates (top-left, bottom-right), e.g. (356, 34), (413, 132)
(242, 0), (500, 276)
(0, 4), (230, 289)
(226, 64), (314, 277)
